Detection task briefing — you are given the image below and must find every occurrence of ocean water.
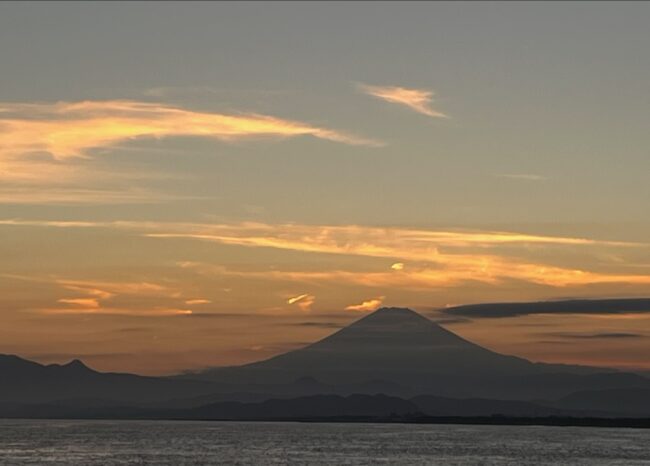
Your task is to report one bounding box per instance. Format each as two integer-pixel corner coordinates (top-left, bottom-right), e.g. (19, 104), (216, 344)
(0, 420), (648, 465)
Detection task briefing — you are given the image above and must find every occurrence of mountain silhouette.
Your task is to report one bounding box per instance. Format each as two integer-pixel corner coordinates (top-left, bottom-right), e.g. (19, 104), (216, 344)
(209, 307), (533, 384)
(2, 307), (649, 416)
(197, 307), (649, 399)
(0, 354), (216, 404)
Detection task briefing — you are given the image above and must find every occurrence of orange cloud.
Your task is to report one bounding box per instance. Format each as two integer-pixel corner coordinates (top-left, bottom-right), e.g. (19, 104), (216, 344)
(287, 293), (316, 311)
(0, 100), (381, 161)
(39, 306), (193, 316)
(345, 296), (385, 312)
(1, 219), (636, 248)
(0, 100), (382, 205)
(58, 279), (170, 297)
(359, 84), (448, 118)
(287, 294), (309, 304)
(185, 299), (211, 305)
(57, 298), (101, 309)
(145, 223), (636, 252)
(3, 219), (649, 289)
(0, 187), (188, 205)
(5, 277), (189, 316)
(189, 264), (650, 292)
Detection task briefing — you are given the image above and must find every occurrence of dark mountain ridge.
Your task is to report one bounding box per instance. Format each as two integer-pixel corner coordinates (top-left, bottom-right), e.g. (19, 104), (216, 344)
(2, 307), (648, 416)
(0, 354), (216, 404)
(201, 308), (535, 383)
(0, 393), (616, 421)
(194, 307), (647, 399)
(553, 387), (650, 416)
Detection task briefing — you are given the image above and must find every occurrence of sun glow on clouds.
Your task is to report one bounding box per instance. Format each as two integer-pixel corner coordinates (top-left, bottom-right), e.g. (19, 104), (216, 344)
(7, 218), (639, 248)
(2, 219), (649, 289)
(287, 294), (316, 311)
(57, 298), (101, 309)
(0, 100), (382, 205)
(0, 100), (381, 161)
(345, 296), (385, 312)
(12, 277), (194, 316)
(359, 84), (448, 118)
(185, 299), (211, 305)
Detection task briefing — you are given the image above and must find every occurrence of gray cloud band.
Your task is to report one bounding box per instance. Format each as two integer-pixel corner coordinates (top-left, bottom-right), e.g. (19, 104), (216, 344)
(442, 298), (650, 318)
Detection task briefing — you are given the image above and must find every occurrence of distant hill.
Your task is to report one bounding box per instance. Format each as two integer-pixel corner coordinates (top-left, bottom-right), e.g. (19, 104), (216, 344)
(0, 354), (216, 404)
(553, 388), (650, 417)
(0, 393), (610, 421)
(185, 393), (419, 420)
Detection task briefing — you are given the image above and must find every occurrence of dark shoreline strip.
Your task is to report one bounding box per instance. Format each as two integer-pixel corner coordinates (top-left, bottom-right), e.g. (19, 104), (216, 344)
(2, 415), (649, 429)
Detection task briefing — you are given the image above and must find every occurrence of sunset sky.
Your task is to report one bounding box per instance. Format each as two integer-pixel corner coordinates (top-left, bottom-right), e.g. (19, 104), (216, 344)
(1, 2), (649, 375)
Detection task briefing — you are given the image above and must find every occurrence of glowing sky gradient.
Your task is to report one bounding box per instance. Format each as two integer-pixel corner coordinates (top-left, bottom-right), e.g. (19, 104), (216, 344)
(0, 2), (649, 374)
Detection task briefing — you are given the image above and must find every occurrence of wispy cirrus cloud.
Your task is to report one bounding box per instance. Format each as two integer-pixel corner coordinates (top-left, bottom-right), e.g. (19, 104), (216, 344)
(49, 278), (187, 315)
(0, 100), (382, 205)
(4, 218), (636, 247)
(2, 219), (649, 289)
(0, 100), (381, 161)
(3, 274), (191, 316)
(180, 261), (650, 294)
(358, 83), (448, 118)
(38, 306), (193, 316)
(143, 222), (637, 249)
(0, 186), (196, 205)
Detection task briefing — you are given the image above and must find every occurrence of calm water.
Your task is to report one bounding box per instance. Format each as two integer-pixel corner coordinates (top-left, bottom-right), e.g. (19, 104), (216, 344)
(0, 420), (648, 465)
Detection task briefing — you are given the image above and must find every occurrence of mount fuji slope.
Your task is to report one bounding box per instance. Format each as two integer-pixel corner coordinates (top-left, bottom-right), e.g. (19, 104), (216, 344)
(196, 308), (649, 399)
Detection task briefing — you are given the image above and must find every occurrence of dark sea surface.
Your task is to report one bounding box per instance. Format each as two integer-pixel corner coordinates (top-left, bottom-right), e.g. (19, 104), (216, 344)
(0, 419), (649, 465)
